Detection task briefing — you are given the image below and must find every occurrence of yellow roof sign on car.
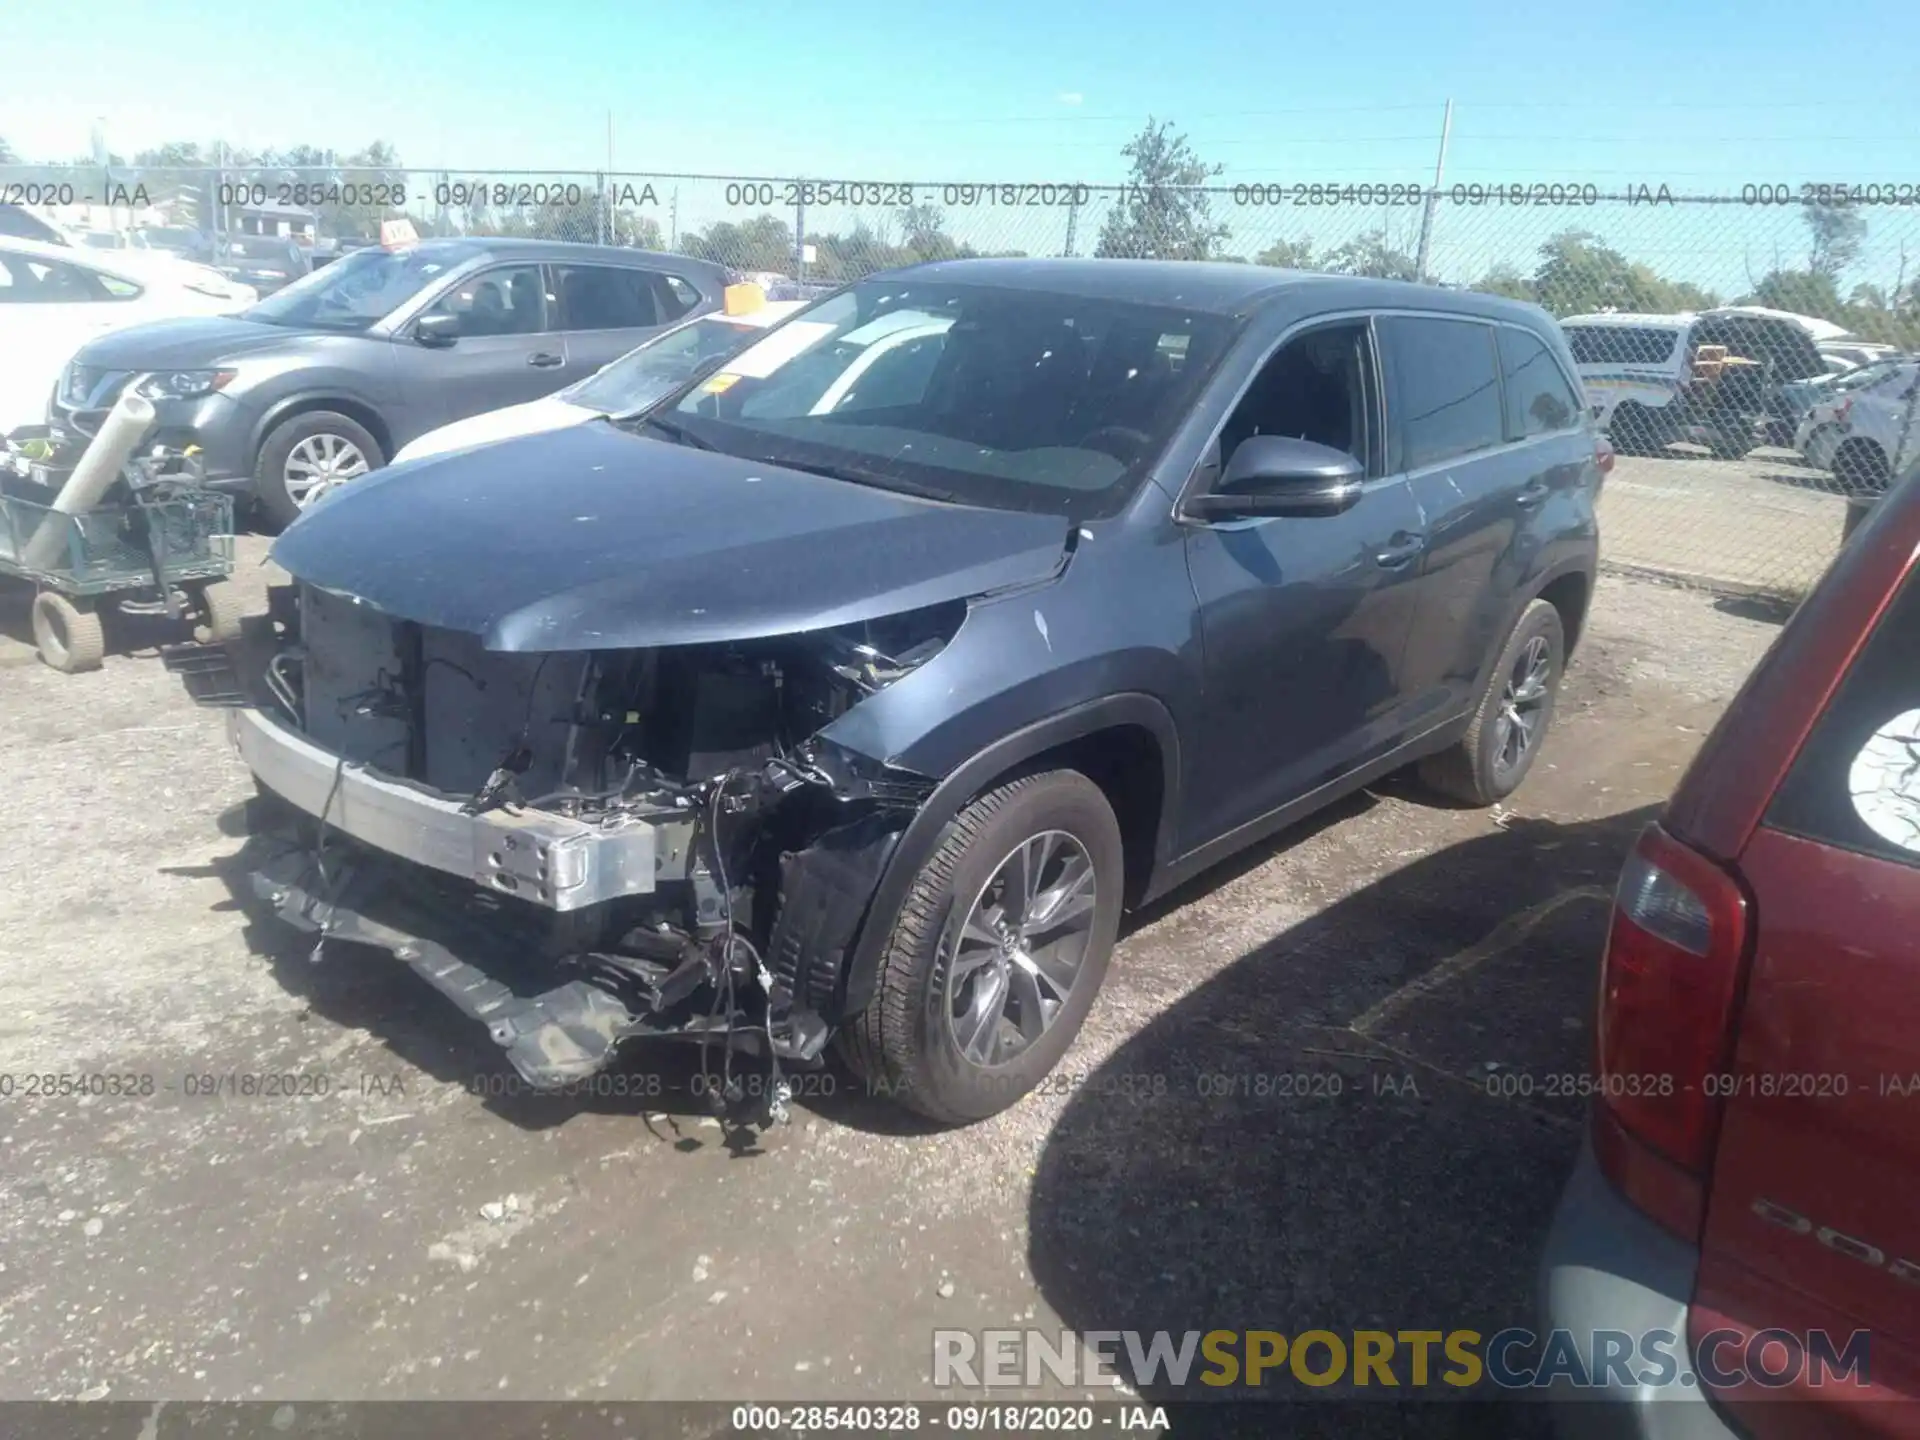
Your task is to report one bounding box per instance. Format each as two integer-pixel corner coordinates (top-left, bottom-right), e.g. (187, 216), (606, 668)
(724, 282), (767, 316)
(380, 218), (420, 249)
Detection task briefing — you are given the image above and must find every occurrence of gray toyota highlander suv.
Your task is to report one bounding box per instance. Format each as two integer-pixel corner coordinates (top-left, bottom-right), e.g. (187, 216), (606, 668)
(174, 259), (1605, 1125)
(48, 237), (729, 526)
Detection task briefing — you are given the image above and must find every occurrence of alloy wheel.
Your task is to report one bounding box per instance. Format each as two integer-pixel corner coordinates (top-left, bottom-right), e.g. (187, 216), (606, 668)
(943, 829), (1099, 1067)
(285, 433), (371, 508)
(1493, 634), (1553, 780)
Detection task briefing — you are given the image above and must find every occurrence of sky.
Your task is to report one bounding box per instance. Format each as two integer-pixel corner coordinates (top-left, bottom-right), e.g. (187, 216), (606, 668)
(5, 0), (1920, 293)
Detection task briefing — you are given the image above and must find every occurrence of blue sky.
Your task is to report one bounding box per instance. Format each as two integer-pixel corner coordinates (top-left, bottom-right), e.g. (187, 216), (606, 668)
(6, 0), (1920, 293)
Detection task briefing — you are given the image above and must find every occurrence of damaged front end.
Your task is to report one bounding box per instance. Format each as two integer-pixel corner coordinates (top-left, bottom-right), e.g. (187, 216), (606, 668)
(171, 583), (960, 1116)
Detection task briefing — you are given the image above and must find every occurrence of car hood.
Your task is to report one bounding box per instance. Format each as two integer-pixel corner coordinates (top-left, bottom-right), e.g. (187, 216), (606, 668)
(394, 396), (593, 463)
(72, 314), (319, 367)
(272, 420), (1072, 652)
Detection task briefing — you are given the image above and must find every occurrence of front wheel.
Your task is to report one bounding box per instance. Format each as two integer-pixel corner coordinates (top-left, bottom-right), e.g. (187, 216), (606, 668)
(254, 411), (384, 529)
(1420, 599), (1565, 806)
(841, 770), (1124, 1124)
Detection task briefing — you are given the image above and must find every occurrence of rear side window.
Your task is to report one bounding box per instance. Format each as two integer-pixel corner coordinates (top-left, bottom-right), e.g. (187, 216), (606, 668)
(1497, 327), (1581, 439)
(1767, 569), (1920, 867)
(1381, 315), (1503, 471)
(1563, 325), (1681, 367)
(556, 264), (663, 330)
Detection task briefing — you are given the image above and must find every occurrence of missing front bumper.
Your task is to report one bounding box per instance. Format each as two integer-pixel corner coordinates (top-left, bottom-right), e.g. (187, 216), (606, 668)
(230, 706), (671, 911)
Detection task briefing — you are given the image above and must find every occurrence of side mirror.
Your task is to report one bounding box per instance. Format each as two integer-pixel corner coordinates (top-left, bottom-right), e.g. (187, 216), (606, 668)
(414, 312), (460, 347)
(1186, 435), (1365, 520)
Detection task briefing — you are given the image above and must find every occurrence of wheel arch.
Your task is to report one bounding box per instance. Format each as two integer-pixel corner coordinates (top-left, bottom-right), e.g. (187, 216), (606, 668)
(836, 693), (1180, 1019)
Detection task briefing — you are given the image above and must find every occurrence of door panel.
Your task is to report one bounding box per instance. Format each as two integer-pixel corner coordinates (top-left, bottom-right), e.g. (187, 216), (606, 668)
(396, 263), (565, 432)
(1381, 315), (1548, 722)
(551, 264), (683, 384)
(1181, 317), (1426, 848)
(1183, 480), (1429, 845)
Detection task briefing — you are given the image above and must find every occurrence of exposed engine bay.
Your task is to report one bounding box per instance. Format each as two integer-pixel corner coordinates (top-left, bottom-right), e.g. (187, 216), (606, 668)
(177, 582), (960, 1127)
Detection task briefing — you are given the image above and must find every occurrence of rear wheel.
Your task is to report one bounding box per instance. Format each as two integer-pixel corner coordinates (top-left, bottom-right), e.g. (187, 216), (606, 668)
(1420, 600), (1565, 806)
(30, 591), (105, 674)
(254, 411), (384, 529)
(1832, 437), (1891, 496)
(1608, 403), (1659, 455)
(841, 770), (1124, 1124)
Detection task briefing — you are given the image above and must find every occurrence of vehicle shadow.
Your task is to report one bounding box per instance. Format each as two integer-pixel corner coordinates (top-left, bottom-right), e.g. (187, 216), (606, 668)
(1024, 803), (1659, 1437)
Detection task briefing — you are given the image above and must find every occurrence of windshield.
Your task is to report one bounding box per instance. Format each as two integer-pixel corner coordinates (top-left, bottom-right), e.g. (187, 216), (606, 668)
(227, 237), (296, 263)
(245, 243), (479, 331)
(567, 313), (771, 415)
(656, 279), (1238, 518)
(81, 233), (125, 250)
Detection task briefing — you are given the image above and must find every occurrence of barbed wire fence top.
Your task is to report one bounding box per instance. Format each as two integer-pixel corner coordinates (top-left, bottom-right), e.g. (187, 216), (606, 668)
(9, 159), (1920, 599)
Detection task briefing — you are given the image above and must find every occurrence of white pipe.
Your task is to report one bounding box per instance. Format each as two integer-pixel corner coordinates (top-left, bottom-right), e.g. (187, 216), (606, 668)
(21, 384), (156, 571)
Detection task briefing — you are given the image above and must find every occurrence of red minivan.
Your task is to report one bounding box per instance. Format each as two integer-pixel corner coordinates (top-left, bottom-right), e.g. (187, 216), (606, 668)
(1540, 465), (1920, 1439)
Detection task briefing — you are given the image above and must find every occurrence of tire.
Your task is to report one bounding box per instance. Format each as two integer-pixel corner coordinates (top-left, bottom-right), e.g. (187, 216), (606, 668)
(192, 579), (248, 645)
(253, 410), (384, 529)
(1608, 403), (1658, 455)
(841, 770), (1124, 1125)
(1419, 599), (1566, 807)
(1832, 437), (1891, 496)
(1709, 427), (1756, 460)
(31, 591), (105, 674)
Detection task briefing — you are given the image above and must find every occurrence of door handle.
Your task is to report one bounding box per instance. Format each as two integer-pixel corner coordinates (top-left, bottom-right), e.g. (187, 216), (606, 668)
(1514, 480), (1549, 508)
(528, 352), (564, 368)
(1374, 532), (1425, 569)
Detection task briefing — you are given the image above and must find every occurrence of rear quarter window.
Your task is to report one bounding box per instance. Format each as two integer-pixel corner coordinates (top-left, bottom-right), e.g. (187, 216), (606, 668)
(1767, 568), (1920, 866)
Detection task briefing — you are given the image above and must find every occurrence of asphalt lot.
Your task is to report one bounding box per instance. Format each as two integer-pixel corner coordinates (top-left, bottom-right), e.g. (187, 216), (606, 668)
(0, 523), (1784, 1432)
(1599, 443), (1851, 598)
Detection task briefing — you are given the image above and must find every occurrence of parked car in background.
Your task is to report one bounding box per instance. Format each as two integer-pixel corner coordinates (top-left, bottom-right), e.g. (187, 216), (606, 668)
(190, 260), (1604, 1124)
(1771, 354), (1912, 448)
(0, 234), (255, 438)
(1563, 309), (1831, 458)
(392, 291), (806, 467)
(1795, 358), (1920, 493)
(50, 237), (733, 525)
(215, 234), (311, 297)
(1540, 455), (1920, 1437)
(0, 203), (69, 246)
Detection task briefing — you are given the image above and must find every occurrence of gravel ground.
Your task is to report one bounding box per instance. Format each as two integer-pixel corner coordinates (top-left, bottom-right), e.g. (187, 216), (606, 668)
(0, 551), (1781, 1432)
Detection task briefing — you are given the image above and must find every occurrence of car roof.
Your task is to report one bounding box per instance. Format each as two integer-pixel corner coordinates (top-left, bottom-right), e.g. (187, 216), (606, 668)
(884, 257), (1559, 327)
(405, 236), (730, 276)
(1560, 311), (1695, 328)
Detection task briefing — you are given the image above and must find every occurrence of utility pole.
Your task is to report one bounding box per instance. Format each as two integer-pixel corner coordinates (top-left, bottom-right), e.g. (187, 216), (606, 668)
(670, 187), (679, 248)
(1063, 197), (1079, 258)
(795, 189), (808, 282)
(602, 111), (614, 245)
(1413, 98), (1453, 284)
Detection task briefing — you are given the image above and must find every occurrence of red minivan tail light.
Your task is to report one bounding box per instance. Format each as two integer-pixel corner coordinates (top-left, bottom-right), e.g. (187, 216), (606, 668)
(1595, 436), (1616, 475)
(1594, 823), (1750, 1229)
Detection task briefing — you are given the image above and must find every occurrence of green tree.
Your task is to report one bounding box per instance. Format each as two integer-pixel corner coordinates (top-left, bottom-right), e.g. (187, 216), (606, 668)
(1253, 236), (1317, 269)
(1532, 231), (1645, 314)
(1094, 119), (1228, 261)
(1321, 229), (1418, 281)
(1747, 269), (1847, 321)
(1805, 201), (1866, 280)
(1472, 263), (1537, 302)
(0, 135), (17, 164)
(680, 214), (794, 272)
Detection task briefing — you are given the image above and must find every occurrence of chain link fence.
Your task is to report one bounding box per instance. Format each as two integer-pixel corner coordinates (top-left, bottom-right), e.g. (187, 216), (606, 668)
(10, 161), (1920, 598)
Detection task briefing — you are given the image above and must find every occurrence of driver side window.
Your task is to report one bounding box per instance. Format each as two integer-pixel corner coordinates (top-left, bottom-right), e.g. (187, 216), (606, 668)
(421, 264), (549, 338)
(1215, 321), (1376, 477)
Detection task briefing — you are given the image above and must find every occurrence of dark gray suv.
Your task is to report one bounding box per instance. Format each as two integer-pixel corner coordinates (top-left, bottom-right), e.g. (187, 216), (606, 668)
(180, 260), (1604, 1125)
(49, 238), (730, 526)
